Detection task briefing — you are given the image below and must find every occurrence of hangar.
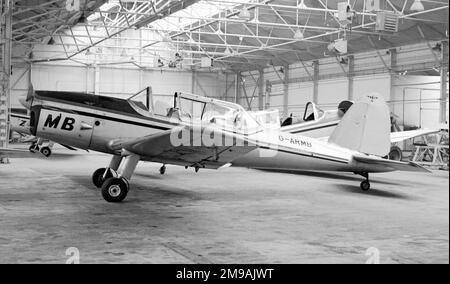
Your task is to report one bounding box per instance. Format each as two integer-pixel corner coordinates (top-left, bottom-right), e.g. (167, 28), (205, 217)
(0, 0), (448, 264)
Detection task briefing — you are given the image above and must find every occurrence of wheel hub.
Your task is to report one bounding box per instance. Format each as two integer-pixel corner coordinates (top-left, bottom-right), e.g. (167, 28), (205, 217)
(108, 185), (121, 197)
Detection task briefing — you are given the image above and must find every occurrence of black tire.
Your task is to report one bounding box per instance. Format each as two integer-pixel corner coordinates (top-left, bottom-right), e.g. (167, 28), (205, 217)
(360, 180), (371, 191)
(92, 168), (114, 188)
(40, 147), (52, 157)
(101, 178), (129, 203)
(388, 146), (403, 161)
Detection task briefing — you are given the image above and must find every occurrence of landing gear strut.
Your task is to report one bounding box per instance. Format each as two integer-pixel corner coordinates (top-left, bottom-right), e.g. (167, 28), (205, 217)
(358, 172), (371, 191)
(93, 154), (140, 203)
(159, 164), (166, 175)
(92, 168), (114, 188)
(29, 144), (39, 153)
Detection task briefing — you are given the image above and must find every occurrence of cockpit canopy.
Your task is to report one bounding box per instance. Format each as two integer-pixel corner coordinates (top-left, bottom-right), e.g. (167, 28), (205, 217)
(176, 93), (261, 133)
(128, 90), (262, 134)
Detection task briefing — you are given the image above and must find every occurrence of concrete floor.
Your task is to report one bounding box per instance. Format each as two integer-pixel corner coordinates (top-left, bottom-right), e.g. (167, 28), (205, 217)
(0, 146), (448, 264)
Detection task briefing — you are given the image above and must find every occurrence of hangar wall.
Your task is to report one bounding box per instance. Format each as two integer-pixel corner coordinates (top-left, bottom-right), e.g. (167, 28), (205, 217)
(10, 63), (229, 109)
(238, 41), (447, 129)
(392, 75), (446, 129)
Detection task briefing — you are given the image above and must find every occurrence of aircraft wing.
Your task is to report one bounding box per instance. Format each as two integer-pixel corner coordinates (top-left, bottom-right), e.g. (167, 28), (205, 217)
(390, 129), (440, 143)
(352, 155), (430, 173)
(117, 126), (258, 169)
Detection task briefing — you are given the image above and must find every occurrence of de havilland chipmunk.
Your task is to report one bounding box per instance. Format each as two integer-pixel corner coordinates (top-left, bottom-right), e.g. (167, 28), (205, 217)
(20, 86), (428, 203)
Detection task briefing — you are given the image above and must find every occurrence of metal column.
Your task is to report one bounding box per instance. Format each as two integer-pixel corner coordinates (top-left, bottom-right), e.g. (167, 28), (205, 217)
(234, 72), (241, 104)
(390, 48), (398, 104)
(440, 41), (448, 124)
(258, 68), (264, 110)
(348, 56), (354, 101)
(283, 65), (290, 117)
(0, 0), (13, 157)
(313, 60), (319, 104)
(191, 70), (196, 94)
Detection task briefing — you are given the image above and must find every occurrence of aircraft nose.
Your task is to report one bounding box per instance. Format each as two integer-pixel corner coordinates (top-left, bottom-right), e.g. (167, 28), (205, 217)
(19, 96), (31, 109)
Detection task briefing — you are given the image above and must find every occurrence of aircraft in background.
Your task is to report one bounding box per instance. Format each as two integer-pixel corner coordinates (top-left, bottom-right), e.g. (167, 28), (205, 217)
(280, 101), (440, 161)
(10, 108), (76, 157)
(22, 86), (428, 203)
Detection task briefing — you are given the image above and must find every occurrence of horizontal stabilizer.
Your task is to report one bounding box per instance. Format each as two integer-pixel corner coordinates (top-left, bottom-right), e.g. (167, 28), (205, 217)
(352, 155), (430, 173)
(390, 129), (440, 143)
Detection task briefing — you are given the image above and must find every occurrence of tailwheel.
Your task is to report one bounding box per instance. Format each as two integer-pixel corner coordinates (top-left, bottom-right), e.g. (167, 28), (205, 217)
(101, 177), (129, 203)
(360, 180), (371, 191)
(92, 168), (114, 188)
(40, 146), (52, 157)
(159, 165), (166, 175)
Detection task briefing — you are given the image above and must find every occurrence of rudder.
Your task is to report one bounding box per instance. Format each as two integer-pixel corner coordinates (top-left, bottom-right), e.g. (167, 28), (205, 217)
(328, 93), (391, 157)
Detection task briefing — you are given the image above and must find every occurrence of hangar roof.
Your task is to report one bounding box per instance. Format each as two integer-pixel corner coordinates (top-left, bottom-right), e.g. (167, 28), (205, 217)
(9, 0), (450, 71)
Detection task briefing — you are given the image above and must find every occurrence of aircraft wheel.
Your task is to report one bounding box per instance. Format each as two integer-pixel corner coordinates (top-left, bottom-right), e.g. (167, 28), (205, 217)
(360, 180), (371, 191)
(29, 144), (39, 153)
(101, 178), (129, 203)
(159, 165), (166, 175)
(40, 146), (52, 157)
(92, 168), (113, 188)
(388, 146), (403, 161)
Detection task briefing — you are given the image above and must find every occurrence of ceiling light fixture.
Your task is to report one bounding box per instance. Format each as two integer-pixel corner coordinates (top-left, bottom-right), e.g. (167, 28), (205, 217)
(410, 0), (424, 12)
(294, 29), (304, 40)
(239, 7), (252, 21)
(224, 47), (233, 55)
(298, 0), (308, 9)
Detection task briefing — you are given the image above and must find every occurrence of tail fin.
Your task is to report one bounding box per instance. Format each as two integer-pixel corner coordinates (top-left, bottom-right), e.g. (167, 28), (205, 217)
(328, 93), (391, 157)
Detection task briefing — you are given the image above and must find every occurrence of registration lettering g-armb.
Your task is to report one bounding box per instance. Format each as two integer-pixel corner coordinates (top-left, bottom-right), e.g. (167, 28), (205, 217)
(279, 135), (312, 148)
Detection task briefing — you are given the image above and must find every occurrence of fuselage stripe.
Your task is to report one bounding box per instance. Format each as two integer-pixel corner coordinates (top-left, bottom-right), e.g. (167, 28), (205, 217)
(290, 123), (339, 134)
(259, 146), (349, 164)
(41, 106), (172, 131)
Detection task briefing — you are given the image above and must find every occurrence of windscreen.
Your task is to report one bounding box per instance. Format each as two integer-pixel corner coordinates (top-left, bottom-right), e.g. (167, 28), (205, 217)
(179, 96), (261, 134)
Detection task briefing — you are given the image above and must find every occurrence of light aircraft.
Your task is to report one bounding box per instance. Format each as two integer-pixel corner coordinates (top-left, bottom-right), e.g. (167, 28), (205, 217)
(280, 101), (439, 161)
(10, 108), (76, 157)
(21, 86), (428, 203)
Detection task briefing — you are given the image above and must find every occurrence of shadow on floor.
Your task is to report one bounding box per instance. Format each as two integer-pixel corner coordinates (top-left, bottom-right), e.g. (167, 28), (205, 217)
(334, 184), (417, 200)
(64, 174), (202, 202)
(258, 169), (402, 186)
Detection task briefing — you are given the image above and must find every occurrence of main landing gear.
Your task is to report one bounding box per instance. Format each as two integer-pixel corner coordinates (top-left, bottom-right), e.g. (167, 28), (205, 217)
(29, 139), (53, 157)
(92, 154), (140, 203)
(40, 146), (52, 158)
(357, 172), (371, 191)
(159, 164), (166, 175)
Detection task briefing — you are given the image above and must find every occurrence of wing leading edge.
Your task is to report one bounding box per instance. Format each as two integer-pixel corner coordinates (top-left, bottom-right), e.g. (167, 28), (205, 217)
(115, 126), (258, 169)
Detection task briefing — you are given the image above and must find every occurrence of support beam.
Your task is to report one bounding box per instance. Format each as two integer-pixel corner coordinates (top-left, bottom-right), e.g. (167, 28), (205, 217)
(390, 48), (398, 108)
(235, 72), (242, 104)
(94, 64), (100, 95)
(348, 55), (355, 101)
(313, 60), (319, 104)
(440, 41), (449, 124)
(258, 69), (265, 110)
(283, 65), (290, 117)
(0, 0), (13, 157)
(191, 70), (196, 94)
